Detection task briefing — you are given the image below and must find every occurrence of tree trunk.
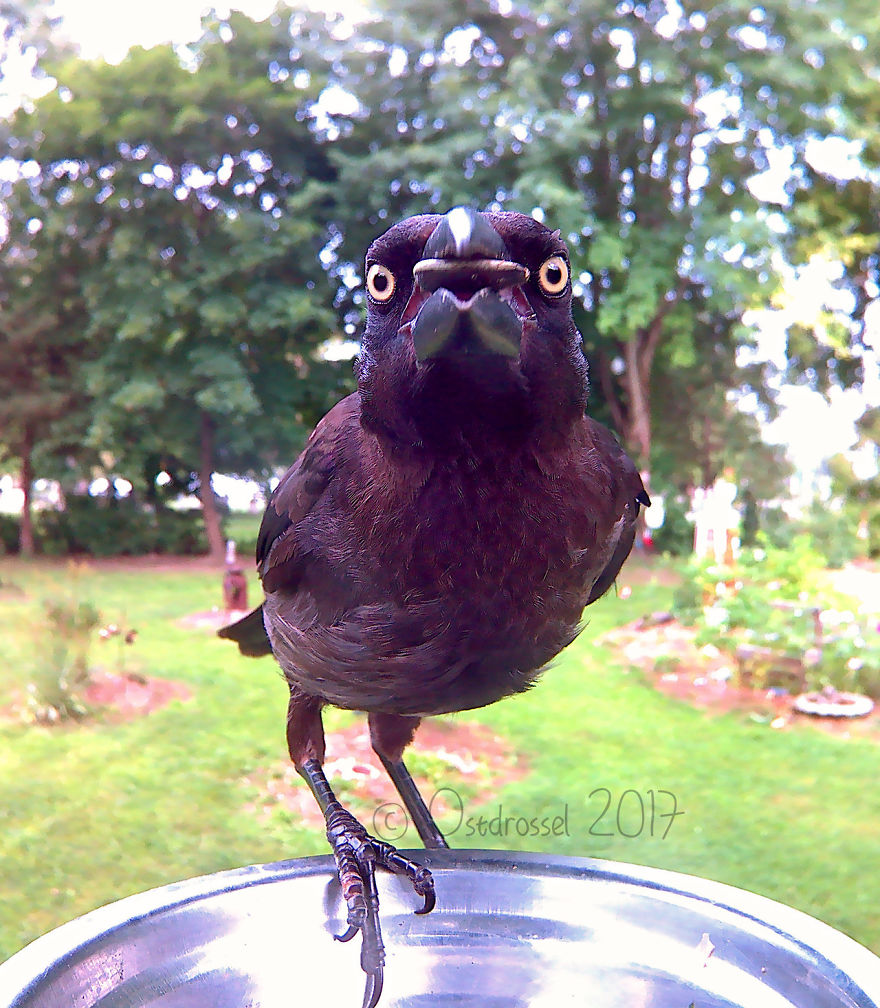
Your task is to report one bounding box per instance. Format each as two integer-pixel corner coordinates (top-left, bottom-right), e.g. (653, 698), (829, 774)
(622, 334), (652, 471)
(621, 319), (668, 550)
(198, 411), (226, 563)
(619, 289), (683, 500)
(595, 350), (628, 436)
(19, 426), (35, 557)
(700, 413), (714, 489)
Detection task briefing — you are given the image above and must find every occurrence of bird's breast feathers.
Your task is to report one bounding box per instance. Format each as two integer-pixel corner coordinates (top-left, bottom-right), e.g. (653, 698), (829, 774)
(263, 432), (636, 715)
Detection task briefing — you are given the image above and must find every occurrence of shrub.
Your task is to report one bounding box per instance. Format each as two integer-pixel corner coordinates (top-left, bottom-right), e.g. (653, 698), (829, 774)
(758, 501), (867, 569)
(652, 495), (694, 557)
(0, 514), (20, 555)
(807, 612), (880, 700)
(153, 510), (209, 555)
(854, 661), (880, 701)
(754, 506), (800, 552)
(36, 497), (207, 556)
(802, 499), (868, 569)
(25, 593), (101, 723)
(672, 535), (824, 625)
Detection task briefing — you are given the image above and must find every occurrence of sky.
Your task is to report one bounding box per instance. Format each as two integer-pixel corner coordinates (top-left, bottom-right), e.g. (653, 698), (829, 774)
(7, 0), (879, 489)
(51, 0), (279, 62)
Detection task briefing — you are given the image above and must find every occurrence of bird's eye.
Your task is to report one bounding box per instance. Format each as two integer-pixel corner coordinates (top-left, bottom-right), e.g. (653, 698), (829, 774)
(537, 255), (569, 296)
(366, 263), (396, 302)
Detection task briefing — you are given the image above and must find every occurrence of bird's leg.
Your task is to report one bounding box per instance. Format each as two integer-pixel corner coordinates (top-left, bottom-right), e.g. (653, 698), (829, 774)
(288, 690), (436, 1008)
(368, 713), (450, 850)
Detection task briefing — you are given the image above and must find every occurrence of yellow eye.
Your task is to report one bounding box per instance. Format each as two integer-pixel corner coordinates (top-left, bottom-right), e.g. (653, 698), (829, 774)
(537, 255), (569, 295)
(366, 263), (396, 302)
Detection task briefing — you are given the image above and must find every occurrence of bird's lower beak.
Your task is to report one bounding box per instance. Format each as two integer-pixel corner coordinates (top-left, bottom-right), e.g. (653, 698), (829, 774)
(400, 208), (534, 363)
(405, 284), (525, 361)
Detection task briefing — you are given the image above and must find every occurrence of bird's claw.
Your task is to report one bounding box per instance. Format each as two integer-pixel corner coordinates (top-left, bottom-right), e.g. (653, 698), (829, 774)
(362, 967), (383, 1008)
(324, 802), (435, 1008)
(370, 838), (436, 910)
(334, 923), (359, 943)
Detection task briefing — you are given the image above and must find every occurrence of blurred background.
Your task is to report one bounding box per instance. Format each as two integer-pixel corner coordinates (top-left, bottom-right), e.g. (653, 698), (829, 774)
(1, 0), (879, 972)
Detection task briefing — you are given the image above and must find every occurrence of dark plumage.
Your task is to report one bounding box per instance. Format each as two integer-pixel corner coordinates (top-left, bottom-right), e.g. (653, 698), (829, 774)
(220, 207), (648, 1008)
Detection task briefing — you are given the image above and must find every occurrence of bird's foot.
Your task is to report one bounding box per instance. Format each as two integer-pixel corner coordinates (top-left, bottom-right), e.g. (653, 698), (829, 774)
(325, 801), (435, 1008)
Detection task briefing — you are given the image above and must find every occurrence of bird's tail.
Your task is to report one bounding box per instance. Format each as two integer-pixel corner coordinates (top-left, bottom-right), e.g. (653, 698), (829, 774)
(217, 604), (273, 657)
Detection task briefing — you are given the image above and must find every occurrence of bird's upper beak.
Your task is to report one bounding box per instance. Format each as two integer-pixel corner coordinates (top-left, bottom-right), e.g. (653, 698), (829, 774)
(400, 207), (535, 362)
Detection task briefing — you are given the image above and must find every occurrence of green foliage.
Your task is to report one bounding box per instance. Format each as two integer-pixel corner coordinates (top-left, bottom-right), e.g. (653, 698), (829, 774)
(822, 449), (880, 561)
(758, 498), (869, 569)
(813, 624), (880, 700)
(676, 535), (830, 620)
(801, 499), (869, 569)
(651, 495), (694, 557)
(675, 535), (820, 611)
(3, 17), (347, 555)
(36, 498), (207, 557)
(318, 0), (880, 468)
(855, 661), (880, 702)
(757, 507), (802, 552)
(740, 489), (760, 549)
(0, 515), (20, 555)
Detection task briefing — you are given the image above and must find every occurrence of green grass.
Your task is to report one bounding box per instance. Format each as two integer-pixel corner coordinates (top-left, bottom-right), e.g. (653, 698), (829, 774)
(0, 556), (877, 965)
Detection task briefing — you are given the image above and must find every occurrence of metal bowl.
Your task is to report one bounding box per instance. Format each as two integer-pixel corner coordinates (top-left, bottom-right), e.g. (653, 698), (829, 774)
(2, 850), (878, 1007)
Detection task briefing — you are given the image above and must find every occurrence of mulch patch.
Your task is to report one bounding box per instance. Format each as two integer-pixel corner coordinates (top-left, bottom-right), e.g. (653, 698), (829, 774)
(242, 717), (529, 832)
(82, 671), (192, 722)
(2, 671), (192, 725)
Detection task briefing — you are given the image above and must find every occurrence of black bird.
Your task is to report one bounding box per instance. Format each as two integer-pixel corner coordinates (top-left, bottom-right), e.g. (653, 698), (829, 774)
(220, 207), (648, 1008)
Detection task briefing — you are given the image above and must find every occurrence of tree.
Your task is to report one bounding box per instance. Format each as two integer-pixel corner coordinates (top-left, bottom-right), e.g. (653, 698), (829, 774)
(0, 168), (96, 553)
(7, 18), (345, 559)
(649, 304), (791, 500)
(291, 0), (873, 492)
(783, 0), (880, 399)
(0, 282), (76, 555)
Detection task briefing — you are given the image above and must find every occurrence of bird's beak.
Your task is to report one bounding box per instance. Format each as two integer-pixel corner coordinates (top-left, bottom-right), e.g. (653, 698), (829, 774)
(401, 207), (534, 362)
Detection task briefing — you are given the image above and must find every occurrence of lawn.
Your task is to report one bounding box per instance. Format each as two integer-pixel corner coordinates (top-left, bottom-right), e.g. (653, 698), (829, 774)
(0, 554), (877, 966)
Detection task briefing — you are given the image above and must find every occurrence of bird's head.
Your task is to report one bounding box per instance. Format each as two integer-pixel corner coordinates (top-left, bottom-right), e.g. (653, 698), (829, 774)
(357, 208), (588, 448)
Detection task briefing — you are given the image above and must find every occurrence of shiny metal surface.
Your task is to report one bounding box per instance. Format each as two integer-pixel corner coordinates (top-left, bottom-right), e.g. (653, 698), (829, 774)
(2, 850), (878, 1007)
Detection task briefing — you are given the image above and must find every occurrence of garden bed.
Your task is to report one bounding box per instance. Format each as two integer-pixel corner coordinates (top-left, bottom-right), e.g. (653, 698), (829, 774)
(606, 616), (880, 740)
(82, 672), (192, 722)
(2, 671), (192, 725)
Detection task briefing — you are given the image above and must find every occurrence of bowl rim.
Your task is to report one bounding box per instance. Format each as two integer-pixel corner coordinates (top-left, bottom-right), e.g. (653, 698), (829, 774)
(2, 850), (878, 1007)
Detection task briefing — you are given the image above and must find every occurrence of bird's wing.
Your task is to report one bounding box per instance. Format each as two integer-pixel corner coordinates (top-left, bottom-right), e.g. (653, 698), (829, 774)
(256, 393), (358, 593)
(583, 417), (650, 605)
(217, 395), (357, 656)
